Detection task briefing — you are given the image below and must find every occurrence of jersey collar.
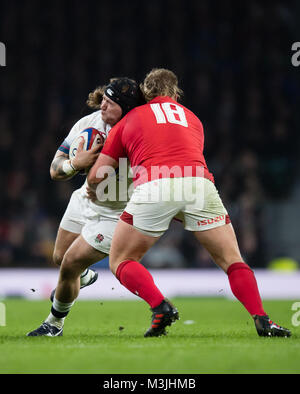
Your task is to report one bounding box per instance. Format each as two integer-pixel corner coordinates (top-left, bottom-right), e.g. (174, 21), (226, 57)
(148, 96), (178, 105)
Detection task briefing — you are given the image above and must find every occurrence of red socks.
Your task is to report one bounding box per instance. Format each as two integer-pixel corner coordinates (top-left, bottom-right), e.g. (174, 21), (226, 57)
(227, 262), (266, 316)
(116, 260), (266, 316)
(116, 260), (164, 308)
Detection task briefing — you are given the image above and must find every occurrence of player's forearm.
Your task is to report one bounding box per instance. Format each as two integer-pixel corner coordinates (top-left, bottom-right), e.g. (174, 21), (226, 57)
(88, 153), (118, 185)
(50, 156), (78, 180)
(87, 164), (101, 185)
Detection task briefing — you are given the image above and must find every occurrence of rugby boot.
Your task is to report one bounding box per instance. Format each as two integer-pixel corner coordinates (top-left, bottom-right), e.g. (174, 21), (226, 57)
(50, 269), (98, 302)
(144, 299), (179, 337)
(254, 315), (291, 337)
(27, 322), (63, 337)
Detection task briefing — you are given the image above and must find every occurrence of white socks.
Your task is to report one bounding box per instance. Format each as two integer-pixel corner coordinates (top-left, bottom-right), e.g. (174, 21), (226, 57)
(45, 269), (94, 330)
(45, 297), (75, 329)
(45, 313), (65, 329)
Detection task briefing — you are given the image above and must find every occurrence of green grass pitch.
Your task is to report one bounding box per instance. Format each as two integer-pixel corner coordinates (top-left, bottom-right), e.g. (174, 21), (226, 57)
(0, 298), (299, 374)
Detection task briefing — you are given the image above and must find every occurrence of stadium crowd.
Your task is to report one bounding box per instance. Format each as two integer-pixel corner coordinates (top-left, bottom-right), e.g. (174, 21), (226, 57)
(0, 0), (298, 268)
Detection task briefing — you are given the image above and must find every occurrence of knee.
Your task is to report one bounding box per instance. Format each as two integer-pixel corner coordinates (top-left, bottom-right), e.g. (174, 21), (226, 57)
(53, 250), (64, 266)
(109, 256), (130, 277)
(109, 254), (143, 277)
(109, 259), (118, 276)
(59, 252), (80, 281)
(109, 258), (138, 278)
(216, 257), (245, 274)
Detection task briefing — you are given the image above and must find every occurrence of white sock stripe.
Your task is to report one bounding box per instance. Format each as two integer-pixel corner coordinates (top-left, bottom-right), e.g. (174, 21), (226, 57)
(53, 297), (75, 313)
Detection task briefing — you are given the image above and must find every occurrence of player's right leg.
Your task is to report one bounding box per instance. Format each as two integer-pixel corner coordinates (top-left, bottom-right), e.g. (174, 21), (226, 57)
(51, 190), (98, 297)
(50, 226), (98, 301)
(27, 235), (107, 337)
(52, 226), (80, 267)
(54, 234), (106, 303)
(27, 213), (117, 337)
(109, 219), (179, 337)
(108, 179), (183, 337)
(55, 190), (85, 265)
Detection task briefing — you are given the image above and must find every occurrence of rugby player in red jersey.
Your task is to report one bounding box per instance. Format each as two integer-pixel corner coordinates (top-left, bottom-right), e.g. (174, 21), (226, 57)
(88, 68), (291, 338)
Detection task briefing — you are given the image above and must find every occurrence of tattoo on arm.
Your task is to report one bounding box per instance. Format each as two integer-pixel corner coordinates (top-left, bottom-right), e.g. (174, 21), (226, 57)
(52, 156), (67, 175)
(50, 154), (73, 179)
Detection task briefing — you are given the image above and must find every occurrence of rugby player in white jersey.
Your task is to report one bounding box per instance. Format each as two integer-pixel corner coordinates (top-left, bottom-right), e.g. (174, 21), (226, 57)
(27, 78), (144, 336)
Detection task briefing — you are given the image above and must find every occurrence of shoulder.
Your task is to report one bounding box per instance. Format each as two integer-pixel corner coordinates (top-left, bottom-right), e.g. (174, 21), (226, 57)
(123, 104), (149, 125)
(66, 110), (109, 143)
(73, 110), (108, 133)
(181, 102), (200, 120)
(178, 102), (203, 128)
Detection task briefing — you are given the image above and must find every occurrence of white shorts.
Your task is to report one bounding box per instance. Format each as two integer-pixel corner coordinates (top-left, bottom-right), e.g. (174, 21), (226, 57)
(59, 190), (86, 234)
(120, 177), (229, 237)
(60, 189), (122, 254)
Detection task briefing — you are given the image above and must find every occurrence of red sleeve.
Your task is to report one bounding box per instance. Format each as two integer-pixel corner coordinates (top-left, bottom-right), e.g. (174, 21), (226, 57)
(101, 117), (126, 161)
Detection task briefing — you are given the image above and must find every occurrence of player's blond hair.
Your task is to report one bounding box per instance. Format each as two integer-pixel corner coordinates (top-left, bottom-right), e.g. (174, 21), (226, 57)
(140, 68), (183, 102)
(86, 85), (106, 109)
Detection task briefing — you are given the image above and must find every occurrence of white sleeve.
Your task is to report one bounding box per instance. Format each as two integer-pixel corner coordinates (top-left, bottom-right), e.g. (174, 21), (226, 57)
(58, 121), (82, 155)
(58, 111), (107, 154)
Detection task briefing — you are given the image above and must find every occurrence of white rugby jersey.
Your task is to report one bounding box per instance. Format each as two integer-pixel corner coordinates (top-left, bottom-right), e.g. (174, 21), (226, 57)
(58, 110), (110, 155)
(58, 110), (130, 213)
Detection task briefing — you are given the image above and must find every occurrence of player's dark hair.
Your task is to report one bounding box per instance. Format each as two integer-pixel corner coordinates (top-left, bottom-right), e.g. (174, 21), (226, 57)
(104, 78), (145, 115)
(87, 78), (145, 115)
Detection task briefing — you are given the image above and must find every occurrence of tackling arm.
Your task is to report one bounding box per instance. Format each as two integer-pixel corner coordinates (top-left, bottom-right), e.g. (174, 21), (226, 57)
(87, 153), (118, 187)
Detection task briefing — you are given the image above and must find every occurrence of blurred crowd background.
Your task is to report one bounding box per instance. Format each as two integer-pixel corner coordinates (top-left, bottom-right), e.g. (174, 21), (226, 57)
(0, 0), (299, 269)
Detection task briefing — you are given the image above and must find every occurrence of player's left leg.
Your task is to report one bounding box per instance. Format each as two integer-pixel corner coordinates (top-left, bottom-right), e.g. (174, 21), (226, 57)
(193, 223), (266, 316)
(181, 177), (291, 337)
(27, 236), (106, 337)
(109, 219), (179, 337)
(193, 224), (291, 337)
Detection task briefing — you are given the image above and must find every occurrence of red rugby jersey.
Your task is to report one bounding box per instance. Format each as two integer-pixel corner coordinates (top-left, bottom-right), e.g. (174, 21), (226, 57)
(101, 96), (214, 186)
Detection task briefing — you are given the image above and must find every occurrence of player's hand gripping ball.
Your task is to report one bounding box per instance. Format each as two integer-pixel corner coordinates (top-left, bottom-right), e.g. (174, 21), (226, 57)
(69, 128), (105, 174)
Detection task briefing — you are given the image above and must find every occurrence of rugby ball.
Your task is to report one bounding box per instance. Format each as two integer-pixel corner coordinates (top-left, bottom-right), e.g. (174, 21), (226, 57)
(69, 128), (105, 160)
